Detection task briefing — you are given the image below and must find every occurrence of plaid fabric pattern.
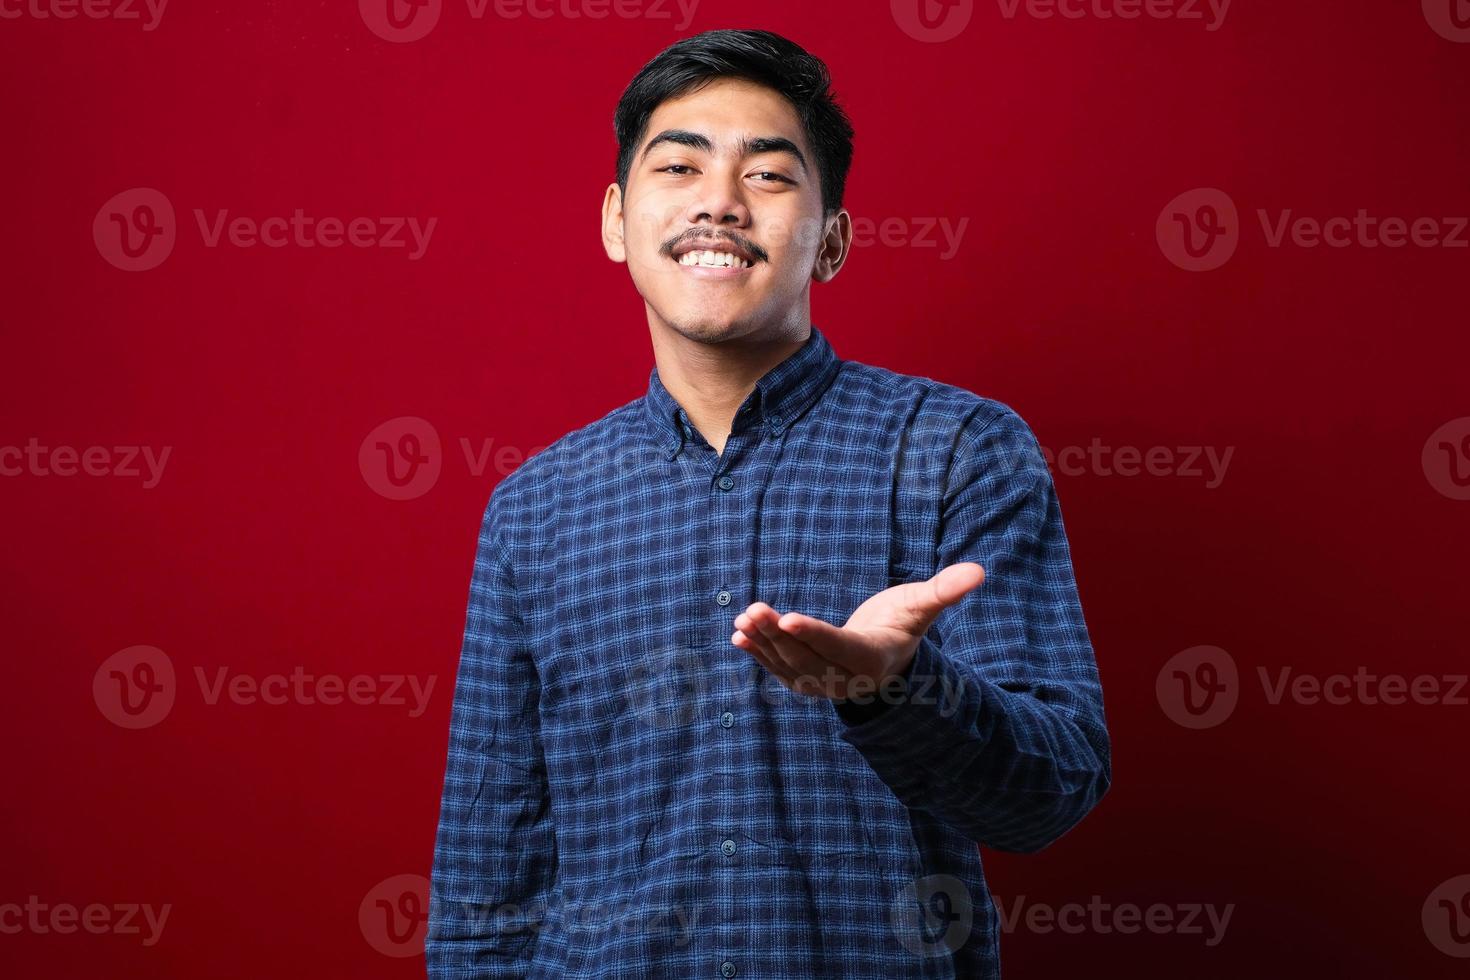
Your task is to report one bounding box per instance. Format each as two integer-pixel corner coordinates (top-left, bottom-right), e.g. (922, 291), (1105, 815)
(427, 324), (1111, 979)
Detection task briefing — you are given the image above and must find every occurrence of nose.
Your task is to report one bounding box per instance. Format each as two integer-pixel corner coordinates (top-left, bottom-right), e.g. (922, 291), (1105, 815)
(681, 165), (752, 229)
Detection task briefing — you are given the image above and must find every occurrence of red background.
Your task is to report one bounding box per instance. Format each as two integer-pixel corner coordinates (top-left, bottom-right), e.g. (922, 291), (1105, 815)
(3, 0), (1467, 976)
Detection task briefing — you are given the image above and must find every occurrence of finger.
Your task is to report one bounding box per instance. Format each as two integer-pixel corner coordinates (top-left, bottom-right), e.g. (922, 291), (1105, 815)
(731, 620), (785, 675)
(732, 611), (797, 679)
(731, 627), (785, 675)
(930, 562), (985, 606)
(733, 611), (785, 662)
(732, 627), (809, 693)
(746, 604), (849, 697)
(902, 562), (986, 636)
(776, 611), (878, 669)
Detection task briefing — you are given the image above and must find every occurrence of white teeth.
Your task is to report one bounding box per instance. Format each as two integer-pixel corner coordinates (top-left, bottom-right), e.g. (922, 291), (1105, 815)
(677, 250), (752, 268)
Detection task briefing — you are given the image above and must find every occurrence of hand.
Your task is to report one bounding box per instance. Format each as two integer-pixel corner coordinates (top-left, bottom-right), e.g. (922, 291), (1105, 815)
(730, 562), (985, 700)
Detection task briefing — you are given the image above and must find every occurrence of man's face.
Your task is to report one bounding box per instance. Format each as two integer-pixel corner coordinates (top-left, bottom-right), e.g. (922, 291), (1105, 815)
(602, 76), (849, 343)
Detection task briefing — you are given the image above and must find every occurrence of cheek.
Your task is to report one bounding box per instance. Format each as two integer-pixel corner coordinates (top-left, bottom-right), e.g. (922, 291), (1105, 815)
(627, 193), (689, 245)
(621, 223), (672, 281)
(764, 247), (815, 290)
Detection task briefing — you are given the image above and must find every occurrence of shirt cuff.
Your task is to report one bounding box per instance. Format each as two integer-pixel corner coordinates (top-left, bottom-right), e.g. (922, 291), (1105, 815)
(832, 642), (923, 723)
(830, 634), (980, 767)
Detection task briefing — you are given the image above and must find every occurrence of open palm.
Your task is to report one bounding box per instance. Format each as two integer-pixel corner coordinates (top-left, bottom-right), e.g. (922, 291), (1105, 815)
(731, 562), (985, 700)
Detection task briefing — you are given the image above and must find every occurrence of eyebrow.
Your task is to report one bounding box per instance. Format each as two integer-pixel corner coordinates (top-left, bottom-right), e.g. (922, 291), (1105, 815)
(639, 129), (808, 174)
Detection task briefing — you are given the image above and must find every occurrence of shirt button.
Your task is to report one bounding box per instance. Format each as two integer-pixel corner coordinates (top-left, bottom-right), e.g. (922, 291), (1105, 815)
(720, 711), (734, 728)
(716, 589), (732, 606)
(716, 475), (734, 491)
(721, 838), (736, 856)
(720, 962), (736, 978)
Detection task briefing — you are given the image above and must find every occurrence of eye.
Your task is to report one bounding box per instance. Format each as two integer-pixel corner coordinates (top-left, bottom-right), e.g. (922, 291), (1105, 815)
(752, 172), (794, 184)
(657, 165), (695, 175)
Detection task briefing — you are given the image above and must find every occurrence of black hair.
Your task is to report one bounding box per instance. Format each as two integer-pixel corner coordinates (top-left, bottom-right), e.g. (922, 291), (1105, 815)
(613, 29), (855, 217)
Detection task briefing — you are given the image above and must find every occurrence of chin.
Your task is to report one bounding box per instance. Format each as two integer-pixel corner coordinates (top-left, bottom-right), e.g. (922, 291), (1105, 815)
(659, 303), (759, 341)
(666, 318), (746, 343)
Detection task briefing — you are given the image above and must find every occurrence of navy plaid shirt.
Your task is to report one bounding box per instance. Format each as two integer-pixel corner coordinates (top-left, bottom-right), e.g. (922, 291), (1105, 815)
(427, 325), (1111, 979)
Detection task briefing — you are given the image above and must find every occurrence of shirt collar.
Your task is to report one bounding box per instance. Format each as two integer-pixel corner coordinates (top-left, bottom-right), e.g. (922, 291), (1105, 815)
(641, 324), (842, 460)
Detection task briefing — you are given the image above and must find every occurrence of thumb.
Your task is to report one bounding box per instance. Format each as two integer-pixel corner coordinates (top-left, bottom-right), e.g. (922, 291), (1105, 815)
(911, 562), (985, 633)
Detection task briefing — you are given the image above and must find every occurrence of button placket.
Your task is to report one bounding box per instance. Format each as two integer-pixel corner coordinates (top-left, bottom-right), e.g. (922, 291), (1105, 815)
(711, 438), (744, 966)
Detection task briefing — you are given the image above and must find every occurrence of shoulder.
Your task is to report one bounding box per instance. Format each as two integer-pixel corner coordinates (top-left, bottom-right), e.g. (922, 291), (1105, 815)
(833, 357), (1045, 471)
(477, 397), (648, 539)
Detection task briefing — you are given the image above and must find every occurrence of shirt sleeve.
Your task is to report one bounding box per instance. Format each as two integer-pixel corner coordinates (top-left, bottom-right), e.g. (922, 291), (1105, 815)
(427, 486), (557, 976)
(831, 405), (1112, 854)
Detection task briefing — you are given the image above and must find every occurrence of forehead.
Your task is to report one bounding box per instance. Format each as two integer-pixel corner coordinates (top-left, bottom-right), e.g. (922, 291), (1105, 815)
(643, 77), (808, 153)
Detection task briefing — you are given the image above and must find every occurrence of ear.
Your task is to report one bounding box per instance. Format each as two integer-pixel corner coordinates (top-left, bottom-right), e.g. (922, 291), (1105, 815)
(811, 208), (853, 283)
(601, 182), (627, 263)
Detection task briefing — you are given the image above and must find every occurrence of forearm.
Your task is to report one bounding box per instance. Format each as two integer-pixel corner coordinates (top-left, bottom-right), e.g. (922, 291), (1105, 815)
(834, 633), (1110, 852)
(427, 488), (557, 977)
(426, 752), (558, 977)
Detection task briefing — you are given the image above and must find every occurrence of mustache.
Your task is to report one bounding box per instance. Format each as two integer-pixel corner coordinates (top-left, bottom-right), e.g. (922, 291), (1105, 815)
(659, 231), (768, 264)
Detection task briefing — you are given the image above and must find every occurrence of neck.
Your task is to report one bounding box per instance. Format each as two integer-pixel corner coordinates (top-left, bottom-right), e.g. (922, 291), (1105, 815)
(648, 317), (810, 456)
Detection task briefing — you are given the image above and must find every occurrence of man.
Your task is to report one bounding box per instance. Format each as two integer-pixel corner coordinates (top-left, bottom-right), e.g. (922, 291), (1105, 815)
(427, 28), (1110, 979)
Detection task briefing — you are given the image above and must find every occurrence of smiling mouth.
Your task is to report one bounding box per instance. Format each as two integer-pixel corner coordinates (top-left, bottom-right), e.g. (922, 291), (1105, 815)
(675, 249), (755, 270)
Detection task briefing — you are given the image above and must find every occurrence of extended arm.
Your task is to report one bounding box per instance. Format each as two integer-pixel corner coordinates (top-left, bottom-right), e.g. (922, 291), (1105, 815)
(427, 489), (557, 976)
(832, 408), (1111, 853)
